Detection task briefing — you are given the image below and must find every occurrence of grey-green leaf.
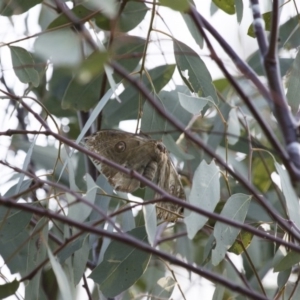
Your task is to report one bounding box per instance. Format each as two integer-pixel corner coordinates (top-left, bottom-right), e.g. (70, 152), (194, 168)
(212, 193), (251, 266)
(275, 162), (300, 229)
(178, 92), (210, 114)
(89, 226), (151, 297)
(9, 46), (39, 87)
(174, 39), (218, 103)
(286, 50), (300, 115)
(185, 160), (220, 239)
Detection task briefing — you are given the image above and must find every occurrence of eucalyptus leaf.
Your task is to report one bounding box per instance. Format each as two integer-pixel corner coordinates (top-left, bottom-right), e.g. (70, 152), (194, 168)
(275, 162), (300, 230)
(47, 246), (74, 300)
(286, 50), (300, 115)
(185, 160), (220, 239)
(9, 46), (39, 87)
(89, 226), (151, 297)
(174, 39), (218, 103)
(25, 217), (48, 300)
(227, 108), (240, 145)
(212, 194), (251, 266)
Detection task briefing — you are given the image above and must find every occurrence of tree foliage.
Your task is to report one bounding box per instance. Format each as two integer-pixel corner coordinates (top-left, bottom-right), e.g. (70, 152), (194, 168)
(1, 0), (300, 299)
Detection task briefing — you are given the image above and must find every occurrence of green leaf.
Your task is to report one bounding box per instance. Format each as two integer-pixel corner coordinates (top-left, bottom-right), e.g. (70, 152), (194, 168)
(0, 279), (19, 298)
(212, 194), (251, 266)
(185, 160), (220, 239)
(173, 40), (218, 103)
(181, 12), (203, 49)
(73, 235), (90, 285)
(247, 12), (272, 38)
(275, 162), (300, 229)
(274, 251), (300, 272)
(62, 70), (104, 111)
(48, 5), (96, 29)
(286, 50), (300, 115)
(95, 1), (148, 32)
(212, 0), (235, 15)
(0, 0), (42, 16)
(159, 0), (189, 12)
(252, 156), (275, 193)
(228, 230), (253, 255)
(9, 46), (39, 87)
(178, 92), (211, 114)
(76, 51), (108, 84)
(89, 226), (151, 297)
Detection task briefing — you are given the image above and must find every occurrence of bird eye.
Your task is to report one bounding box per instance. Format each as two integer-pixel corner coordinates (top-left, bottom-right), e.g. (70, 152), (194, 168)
(115, 141), (126, 153)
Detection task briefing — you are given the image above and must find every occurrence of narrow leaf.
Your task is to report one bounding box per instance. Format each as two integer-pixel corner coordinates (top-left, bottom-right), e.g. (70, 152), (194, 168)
(275, 162), (300, 229)
(47, 246), (74, 300)
(185, 160), (220, 239)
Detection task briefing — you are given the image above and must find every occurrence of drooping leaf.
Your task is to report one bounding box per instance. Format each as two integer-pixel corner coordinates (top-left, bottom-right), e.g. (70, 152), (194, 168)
(235, 0), (243, 23)
(212, 0), (235, 15)
(89, 226), (151, 297)
(286, 49), (300, 115)
(185, 160), (220, 239)
(95, 1), (148, 32)
(275, 162), (300, 229)
(9, 46), (39, 87)
(173, 39), (218, 103)
(181, 12), (203, 49)
(212, 193), (251, 266)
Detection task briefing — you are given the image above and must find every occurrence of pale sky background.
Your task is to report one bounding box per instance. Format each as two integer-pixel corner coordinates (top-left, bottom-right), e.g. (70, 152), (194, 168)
(0, 0), (298, 299)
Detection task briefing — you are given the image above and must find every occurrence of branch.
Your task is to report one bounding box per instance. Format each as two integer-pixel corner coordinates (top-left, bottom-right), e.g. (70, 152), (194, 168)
(0, 195), (269, 300)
